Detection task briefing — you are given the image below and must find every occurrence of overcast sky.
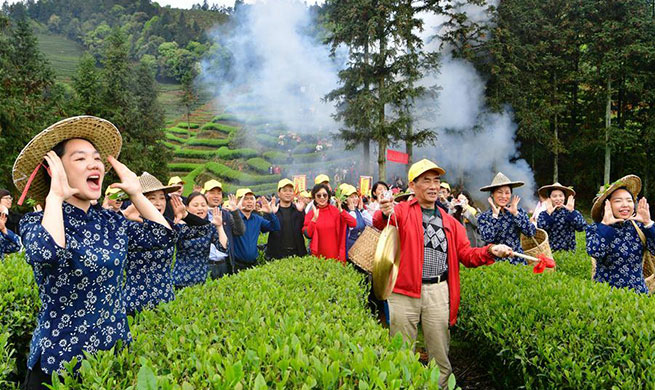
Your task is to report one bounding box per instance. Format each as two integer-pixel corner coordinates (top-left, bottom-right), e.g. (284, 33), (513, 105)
(6, 0), (322, 9)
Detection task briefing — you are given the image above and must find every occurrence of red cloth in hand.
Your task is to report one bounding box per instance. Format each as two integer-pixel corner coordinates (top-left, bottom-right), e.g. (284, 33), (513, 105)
(533, 254), (556, 274)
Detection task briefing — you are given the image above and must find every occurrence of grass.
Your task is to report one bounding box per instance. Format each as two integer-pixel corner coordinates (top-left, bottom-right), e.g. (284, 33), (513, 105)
(35, 33), (84, 82)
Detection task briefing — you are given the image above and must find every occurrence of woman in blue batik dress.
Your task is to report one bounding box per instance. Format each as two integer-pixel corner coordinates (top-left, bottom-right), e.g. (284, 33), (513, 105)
(586, 175), (655, 293)
(13, 116), (175, 389)
(122, 173), (211, 315)
(536, 182), (587, 251)
(478, 172), (536, 264)
(171, 192), (228, 288)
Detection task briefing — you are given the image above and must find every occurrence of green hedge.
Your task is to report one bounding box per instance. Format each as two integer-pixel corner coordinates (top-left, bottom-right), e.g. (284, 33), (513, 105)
(205, 162), (281, 185)
(0, 253), (40, 386)
(262, 150), (288, 163)
(182, 165), (205, 195)
(211, 113), (241, 123)
(255, 133), (279, 148)
(246, 157), (271, 173)
(51, 257), (441, 389)
(0, 327), (16, 389)
(292, 143), (316, 154)
(160, 141), (180, 151)
(166, 127), (193, 135)
(186, 137), (230, 147)
(173, 148), (216, 159)
(167, 162), (203, 172)
(458, 259), (655, 389)
(164, 132), (188, 144)
(216, 146), (258, 160)
(206, 121), (239, 134)
(550, 233), (592, 280)
(175, 122), (199, 129)
(221, 182), (278, 196)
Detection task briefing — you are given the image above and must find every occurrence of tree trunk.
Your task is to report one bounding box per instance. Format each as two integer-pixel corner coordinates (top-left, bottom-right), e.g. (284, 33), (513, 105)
(604, 78), (612, 185)
(553, 113), (558, 183)
(405, 124), (413, 175)
(378, 138), (387, 182)
(363, 140), (371, 175)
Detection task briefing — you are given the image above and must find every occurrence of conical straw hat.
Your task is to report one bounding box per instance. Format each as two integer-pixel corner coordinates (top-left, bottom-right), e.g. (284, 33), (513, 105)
(591, 175), (641, 223)
(538, 182), (576, 199)
(480, 172), (524, 192)
(12, 116), (122, 202)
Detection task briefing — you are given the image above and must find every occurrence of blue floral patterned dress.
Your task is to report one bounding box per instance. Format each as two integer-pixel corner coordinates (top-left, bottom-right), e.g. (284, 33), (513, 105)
(478, 208), (536, 264)
(537, 208), (587, 251)
(171, 223), (223, 287)
(0, 228), (21, 260)
(19, 202), (175, 374)
(586, 221), (655, 293)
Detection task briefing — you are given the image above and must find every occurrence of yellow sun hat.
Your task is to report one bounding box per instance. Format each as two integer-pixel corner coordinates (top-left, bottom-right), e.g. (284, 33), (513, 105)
(277, 178), (294, 191)
(314, 174), (330, 185)
(202, 179), (223, 194)
(236, 188), (254, 199)
(407, 159), (446, 183)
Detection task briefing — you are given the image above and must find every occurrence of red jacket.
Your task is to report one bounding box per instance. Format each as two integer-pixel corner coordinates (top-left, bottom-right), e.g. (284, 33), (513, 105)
(304, 205), (357, 262)
(373, 199), (494, 326)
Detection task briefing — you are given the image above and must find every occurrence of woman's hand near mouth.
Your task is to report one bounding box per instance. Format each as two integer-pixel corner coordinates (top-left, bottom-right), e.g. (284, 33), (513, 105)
(630, 198), (652, 226)
(602, 200), (623, 226)
(45, 151), (80, 202)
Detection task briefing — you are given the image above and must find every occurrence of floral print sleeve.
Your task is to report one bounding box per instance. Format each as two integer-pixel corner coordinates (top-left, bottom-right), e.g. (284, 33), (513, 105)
(513, 209), (536, 237)
(0, 228), (22, 259)
(537, 211), (554, 230)
(19, 212), (71, 266)
(477, 210), (500, 244)
(125, 218), (175, 251)
(586, 223), (616, 263)
(567, 210), (587, 232)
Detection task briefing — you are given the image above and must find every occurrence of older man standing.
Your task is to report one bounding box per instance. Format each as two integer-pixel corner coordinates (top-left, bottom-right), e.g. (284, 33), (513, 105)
(202, 179), (245, 277)
(374, 159), (512, 388)
(233, 188), (280, 271)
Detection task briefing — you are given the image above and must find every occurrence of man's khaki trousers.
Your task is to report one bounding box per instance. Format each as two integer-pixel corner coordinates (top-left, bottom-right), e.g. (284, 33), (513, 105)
(388, 282), (451, 389)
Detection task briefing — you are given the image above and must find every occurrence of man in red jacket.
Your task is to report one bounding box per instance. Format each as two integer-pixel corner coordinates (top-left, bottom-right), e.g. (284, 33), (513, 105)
(374, 159), (512, 388)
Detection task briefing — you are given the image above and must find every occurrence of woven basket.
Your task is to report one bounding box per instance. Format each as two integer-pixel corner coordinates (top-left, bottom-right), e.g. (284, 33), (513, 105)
(521, 228), (553, 260)
(348, 226), (381, 273)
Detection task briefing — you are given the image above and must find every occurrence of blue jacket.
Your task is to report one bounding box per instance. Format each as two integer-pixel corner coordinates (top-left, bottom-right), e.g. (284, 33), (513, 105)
(0, 228), (21, 260)
(478, 208), (536, 264)
(537, 208), (587, 251)
(233, 211), (280, 263)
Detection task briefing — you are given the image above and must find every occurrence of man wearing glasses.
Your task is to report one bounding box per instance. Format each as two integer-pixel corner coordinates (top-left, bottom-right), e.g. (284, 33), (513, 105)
(0, 189), (22, 234)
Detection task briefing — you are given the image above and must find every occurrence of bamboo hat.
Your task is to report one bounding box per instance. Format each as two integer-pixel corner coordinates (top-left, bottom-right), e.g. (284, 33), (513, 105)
(139, 172), (181, 195)
(394, 190), (414, 203)
(591, 175), (641, 223)
(12, 116), (122, 204)
(538, 182), (576, 199)
(480, 172), (524, 192)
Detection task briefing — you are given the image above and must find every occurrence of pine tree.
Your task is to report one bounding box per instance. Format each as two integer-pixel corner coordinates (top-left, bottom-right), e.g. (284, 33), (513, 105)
(72, 53), (102, 114)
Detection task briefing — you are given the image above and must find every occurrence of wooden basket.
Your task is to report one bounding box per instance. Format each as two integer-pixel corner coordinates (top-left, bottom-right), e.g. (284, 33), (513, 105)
(347, 226), (381, 273)
(521, 228), (553, 260)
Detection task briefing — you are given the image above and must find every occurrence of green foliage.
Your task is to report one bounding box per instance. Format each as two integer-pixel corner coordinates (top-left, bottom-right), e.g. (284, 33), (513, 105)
(167, 162), (203, 172)
(206, 162), (280, 185)
(292, 143), (316, 154)
(262, 151), (288, 163)
(182, 165), (206, 195)
(164, 132), (187, 144)
(458, 253), (655, 389)
(50, 257), (440, 389)
(173, 148), (216, 159)
(0, 327), (16, 389)
(185, 137), (229, 147)
(0, 254), (40, 385)
(199, 122), (221, 130)
(216, 146), (258, 160)
(246, 157), (271, 173)
(207, 122), (239, 134)
(211, 113), (241, 122)
(166, 127), (193, 135)
(175, 121), (199, 129)
(255, 133), (279, 148)
(550, 233), (592, 280)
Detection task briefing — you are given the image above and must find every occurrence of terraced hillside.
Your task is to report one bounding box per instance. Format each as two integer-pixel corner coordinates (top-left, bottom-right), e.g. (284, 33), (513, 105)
(162, 102), (352, 196)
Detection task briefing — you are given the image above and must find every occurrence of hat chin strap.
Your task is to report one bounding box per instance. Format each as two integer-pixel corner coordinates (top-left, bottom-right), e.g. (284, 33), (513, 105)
(18, 163), (50, 206)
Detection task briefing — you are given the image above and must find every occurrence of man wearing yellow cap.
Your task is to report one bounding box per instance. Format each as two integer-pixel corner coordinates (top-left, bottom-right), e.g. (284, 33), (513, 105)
(374, 159), (513, 388)
(202, 179), (245, 277)
(168, 176), (185, 198)
(102, 186), (124, 212)
(232, 188), (280, 271)
(266, 179), (307, 260)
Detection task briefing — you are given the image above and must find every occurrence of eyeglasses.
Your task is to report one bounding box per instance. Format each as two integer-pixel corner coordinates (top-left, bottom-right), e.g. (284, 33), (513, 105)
(1, 196), (12, 200)
(315, 193), (329, 199)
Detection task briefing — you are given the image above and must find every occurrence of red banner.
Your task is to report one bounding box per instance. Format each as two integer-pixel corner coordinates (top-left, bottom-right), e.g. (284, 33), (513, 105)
(386, 149), (409, 164)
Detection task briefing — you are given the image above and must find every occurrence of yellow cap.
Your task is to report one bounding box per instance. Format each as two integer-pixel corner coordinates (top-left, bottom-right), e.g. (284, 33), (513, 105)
(342, 184), (358, 197)
(408, 159), (446, 183)
(168, 176), (185, 186)
(440, 182), (451, 191)
(202, 179), (223, 194)
(314, 174), (330, 184)
(299, 190), (311, 198)
(277, 178), (294, 191)
(223, 199), (230, 207)
(105, 187), (121, 196)
(236, 188), (254, 199)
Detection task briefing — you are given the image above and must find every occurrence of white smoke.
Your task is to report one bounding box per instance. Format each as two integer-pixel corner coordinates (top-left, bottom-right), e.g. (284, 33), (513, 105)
(411, 1), (537, 208)
(200, 0), (343, 133)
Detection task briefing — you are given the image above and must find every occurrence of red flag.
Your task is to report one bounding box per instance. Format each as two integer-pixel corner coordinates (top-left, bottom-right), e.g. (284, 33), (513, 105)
(386, 149), (409, 164)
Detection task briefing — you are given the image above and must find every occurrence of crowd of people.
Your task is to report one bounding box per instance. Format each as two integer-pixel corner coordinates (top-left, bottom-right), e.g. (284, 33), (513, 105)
(1, 116), (654, 389)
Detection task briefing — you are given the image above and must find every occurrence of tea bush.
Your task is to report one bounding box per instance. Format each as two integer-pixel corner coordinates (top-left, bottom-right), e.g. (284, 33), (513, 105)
(246, 157), (271, 173)
(186, 137), (230, 147)
(458, 259), (655, 389)
(175, 122), (199, 129)
(205, 162), (281, 185)
(164, 132), (187, 144)
(166, 127), (193, 135)
(262, 150), (287, 163)
(51, 257), (441, 389)
(211, 113), (241, 123)
(216, 147), (258, 160)
(167, 162), (203, 172)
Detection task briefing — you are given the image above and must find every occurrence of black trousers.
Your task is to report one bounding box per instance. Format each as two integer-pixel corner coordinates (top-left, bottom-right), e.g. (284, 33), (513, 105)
(23, 361), (52, 390)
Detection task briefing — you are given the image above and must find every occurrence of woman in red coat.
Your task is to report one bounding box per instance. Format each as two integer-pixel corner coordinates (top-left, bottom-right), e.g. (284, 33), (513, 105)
(303, 183), (356, 262)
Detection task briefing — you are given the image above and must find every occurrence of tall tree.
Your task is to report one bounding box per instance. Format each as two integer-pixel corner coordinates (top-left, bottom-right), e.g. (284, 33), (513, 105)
(325, 0), (439, 180)
(179, 66), (199, 131)
(72, 53), (102, 114)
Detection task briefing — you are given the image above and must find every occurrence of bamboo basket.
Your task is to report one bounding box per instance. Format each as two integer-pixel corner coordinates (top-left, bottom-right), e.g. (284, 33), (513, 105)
(521, 228), (553, 261)
(347, 226), (381, 273)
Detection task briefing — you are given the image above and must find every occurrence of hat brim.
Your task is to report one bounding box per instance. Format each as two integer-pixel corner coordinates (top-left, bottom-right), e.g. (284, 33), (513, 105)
(480, 181), (524, 192)
(411, 167), (447, 182)
(591, 175), (642, 223)
(394, 193), (414, 202)
(12, 116), (122, 202)
(538, 184), (576, 199)
(143, 184), (182, 195)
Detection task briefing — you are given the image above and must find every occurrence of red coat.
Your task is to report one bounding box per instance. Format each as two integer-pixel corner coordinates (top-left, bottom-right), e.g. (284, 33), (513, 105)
(304, 205), (357, 262)
(373, 199), (494, 326)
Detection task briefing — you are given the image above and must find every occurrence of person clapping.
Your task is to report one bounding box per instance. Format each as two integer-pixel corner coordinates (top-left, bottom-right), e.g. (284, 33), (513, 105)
(536, 183), (587, 251)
